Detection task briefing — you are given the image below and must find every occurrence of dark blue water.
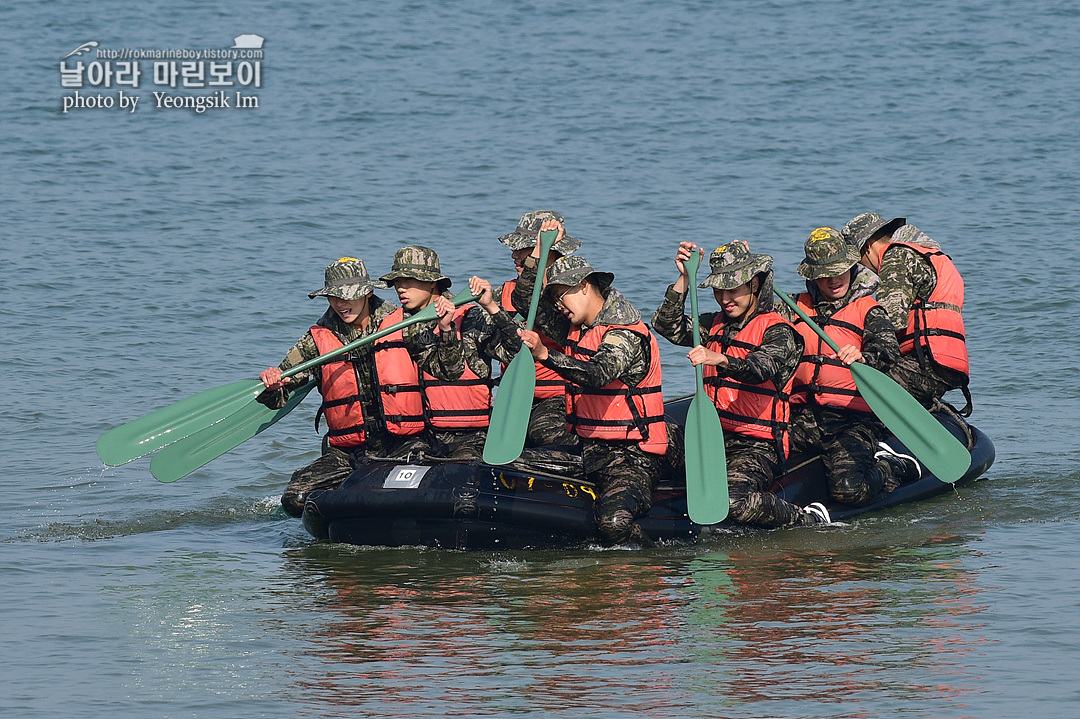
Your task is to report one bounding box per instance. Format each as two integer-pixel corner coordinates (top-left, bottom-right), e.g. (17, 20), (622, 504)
(3, 1), (1079, 717)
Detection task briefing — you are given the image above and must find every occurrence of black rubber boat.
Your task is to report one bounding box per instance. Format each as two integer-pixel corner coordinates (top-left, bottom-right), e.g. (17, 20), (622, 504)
(302, 397), (995, 550)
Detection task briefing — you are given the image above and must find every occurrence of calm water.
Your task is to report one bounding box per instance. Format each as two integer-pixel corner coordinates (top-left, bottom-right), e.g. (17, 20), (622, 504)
(3, 0), (1079, 716)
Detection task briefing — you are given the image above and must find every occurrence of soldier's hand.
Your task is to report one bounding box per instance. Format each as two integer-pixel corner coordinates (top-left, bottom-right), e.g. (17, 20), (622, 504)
(675, 242), (701, 277)
(673, 242), (702, 293)
(836, 344), (864, 366)
(260, 367), (292, 390)
(518, 328), (548, 361)
(687, 344), (728, 368)
(533, 218), (565, 260)
(433, 295), (455, 333)
(469, 276), (498, 313)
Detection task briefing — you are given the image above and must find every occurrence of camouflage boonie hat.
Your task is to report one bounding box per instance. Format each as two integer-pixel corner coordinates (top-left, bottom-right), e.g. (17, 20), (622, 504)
(378, 245), (452, 288)
(544, 254), (614, 292)
(498, 210), (583, 255)
(699, 240), (773, 291)
(841, 212), (906, 250)
(308, 257), (387, 300)
(797, 227), (861, 280)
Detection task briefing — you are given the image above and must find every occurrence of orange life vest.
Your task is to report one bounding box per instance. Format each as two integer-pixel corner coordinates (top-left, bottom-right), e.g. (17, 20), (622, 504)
(564, 321), (668, 455)
(882, 242), (969, 378)
(421, 304), (493, 429)
(372, 308), (426, 436)
(310, 326), (368, 448)
(702, 312), (795, 457)
(499, 280), (567, 400)
(790, 293), (877, 414)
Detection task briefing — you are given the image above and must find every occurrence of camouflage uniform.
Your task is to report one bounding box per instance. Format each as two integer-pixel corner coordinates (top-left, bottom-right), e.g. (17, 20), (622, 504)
(489, 282), (578, 448)
(379, 246), (496, 462)
(259, 258), (430, 516)
(779, 229), (906, 507)
(653, 241), (810, 528)
(842, 213), (969, 410)
(533, 256), (661, 545)
(493, 211), (582, 448)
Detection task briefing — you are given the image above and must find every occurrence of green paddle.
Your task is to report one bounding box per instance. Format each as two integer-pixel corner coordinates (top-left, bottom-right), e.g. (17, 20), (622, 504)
(482, 229), (558, 465)
(149, 379), (316, 482)
(97, 289), (479, 467)
(683, 249), (730, 524)
(774, 288), (970, 483)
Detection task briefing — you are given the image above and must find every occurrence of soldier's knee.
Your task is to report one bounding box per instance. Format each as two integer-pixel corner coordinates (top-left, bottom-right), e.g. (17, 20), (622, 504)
(596, 508), (635, 545)
(727, 495), (755, 524)
(831, 474), (882, 507)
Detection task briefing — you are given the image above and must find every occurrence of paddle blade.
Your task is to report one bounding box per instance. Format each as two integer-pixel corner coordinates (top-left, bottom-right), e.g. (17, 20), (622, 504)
(149, 380), (316, 483)
(684, 392), (729, 524)
(850, 363), (971, 483)
(96, 379), (266, 466)
(482, 351), (536, 465)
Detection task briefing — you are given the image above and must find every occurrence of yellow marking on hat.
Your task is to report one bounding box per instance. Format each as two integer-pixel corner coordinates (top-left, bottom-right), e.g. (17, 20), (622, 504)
(808, 228), (835, 243)
(336, 257), (359, 263)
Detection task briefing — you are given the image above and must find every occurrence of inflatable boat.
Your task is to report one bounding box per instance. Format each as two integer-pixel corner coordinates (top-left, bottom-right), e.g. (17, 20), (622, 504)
(301, 397), (995, 550)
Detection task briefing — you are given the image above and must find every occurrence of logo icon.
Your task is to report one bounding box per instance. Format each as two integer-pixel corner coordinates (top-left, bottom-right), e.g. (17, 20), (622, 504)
(231, 34), (264, 49)
(63, 41), (99, 59)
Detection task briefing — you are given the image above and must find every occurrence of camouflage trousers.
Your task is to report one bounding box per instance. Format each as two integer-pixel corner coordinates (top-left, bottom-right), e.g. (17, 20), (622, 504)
(281, 433), (432, 517)
(526, 395), (580, 448)
(282, 441), (357, 518)
(789, 405), (901, 507)
(581, 439), (661, 546)
(889, 355), (968, 410)
(725, 435), (807, 528)
(431, 428), (487, 461)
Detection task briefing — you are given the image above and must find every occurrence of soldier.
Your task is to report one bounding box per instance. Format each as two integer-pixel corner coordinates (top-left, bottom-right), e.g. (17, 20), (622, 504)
(779, 228), (915, 507)
(843, 212), (971, 414)
(493, 210), (582, 448)
(516, 241), (668, 546)
(652, 240), (829, 527)
(377, 245), (496, 461)
(258, 257), (435, 517)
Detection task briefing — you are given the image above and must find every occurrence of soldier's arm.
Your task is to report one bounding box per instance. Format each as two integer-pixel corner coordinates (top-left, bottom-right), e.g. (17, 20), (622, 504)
(458, 305), (502, 377)
(488, 309), (525, 359)
(651, 284), (694, 346)
(541, 328), (646, 389)
(256, 331), (319, 409)
(860, 305), (902, 372)
(511, 255), (570, 344)
(474, 280), (524, 362)
(876, 246), (934, 332)
(721, 324), (801, 386)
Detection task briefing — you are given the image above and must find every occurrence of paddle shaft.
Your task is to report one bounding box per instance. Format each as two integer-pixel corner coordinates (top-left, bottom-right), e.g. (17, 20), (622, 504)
(281, 288), (479, 380)
(686, 249), (706, 394)
(523, 230), (558, 331)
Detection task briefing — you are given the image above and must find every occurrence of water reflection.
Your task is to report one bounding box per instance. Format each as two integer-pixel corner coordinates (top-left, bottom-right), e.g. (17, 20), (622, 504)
(278, 529), (988, 717)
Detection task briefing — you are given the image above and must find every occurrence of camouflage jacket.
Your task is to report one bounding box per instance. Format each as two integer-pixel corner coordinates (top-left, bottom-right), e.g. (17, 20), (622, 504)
(774, 266), (901, 372)
(652, 284), (801, 388)
(875, 243), (941, 333)
(539, 288), (652, 389)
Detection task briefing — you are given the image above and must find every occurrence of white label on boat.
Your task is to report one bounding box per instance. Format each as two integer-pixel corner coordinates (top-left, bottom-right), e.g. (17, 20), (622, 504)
(383, 465), (430, 489)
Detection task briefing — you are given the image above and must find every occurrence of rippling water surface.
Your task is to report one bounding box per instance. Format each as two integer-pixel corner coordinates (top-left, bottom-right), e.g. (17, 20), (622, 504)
(3, 0), (1079, 717)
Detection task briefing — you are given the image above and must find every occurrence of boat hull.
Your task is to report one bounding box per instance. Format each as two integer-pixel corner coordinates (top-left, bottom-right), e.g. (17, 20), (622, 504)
(302, 400), (995, 549)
